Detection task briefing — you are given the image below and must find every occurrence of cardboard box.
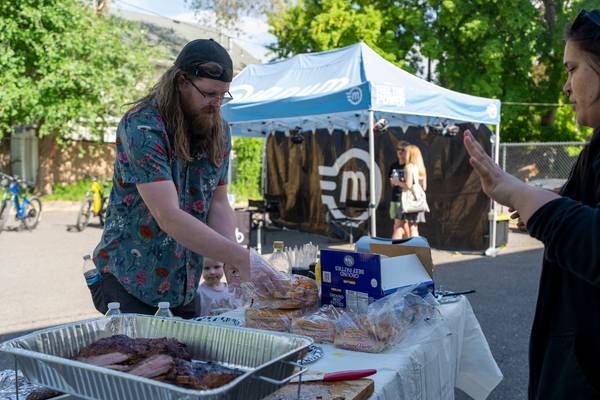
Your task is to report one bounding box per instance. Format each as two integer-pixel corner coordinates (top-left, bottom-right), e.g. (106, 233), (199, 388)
(320, 247), (433, 313)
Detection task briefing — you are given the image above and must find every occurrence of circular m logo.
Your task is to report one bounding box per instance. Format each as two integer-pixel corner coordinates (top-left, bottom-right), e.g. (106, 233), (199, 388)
(318, 148), (382, 227)
(346, 87), (363, 105)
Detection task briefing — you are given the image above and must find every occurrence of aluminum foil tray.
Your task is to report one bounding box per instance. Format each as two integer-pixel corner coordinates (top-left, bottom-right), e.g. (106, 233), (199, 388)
(0, 314), (313, 400)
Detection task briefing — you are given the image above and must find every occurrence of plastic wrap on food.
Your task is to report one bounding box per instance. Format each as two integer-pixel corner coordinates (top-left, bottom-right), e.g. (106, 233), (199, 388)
(0, 369), (51, 400)
(334, 285), (440, 353)
(291, 310), (336, 343)
(334, 312), (396, 353)
(245, 274), (319, 310)
(245, 307), (306, 332)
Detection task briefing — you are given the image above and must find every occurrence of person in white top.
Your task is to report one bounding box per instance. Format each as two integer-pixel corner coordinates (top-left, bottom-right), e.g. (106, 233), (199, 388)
(196, 257), (240, 316)
(390, 144), (428, 237)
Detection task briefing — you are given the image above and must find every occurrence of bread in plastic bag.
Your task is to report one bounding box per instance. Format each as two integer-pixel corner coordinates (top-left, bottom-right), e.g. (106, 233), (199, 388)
(291, 305), (340, 343)
(334, 284), (440, 353)
(245, 307), (305, 332)
(245, 273), (319, 310)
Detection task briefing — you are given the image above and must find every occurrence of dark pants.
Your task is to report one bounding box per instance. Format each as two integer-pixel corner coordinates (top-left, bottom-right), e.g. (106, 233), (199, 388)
(88, 273), (197, 319)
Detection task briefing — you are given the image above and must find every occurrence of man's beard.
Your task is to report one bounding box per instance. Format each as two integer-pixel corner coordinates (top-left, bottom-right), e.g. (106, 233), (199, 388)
(185, 106), (222, 159)
(186, 105), (221, 139)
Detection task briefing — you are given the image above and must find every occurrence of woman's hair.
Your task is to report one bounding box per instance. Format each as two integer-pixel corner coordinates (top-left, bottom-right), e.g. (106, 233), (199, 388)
(405, 144), (427, 180)
(562, 10), (600, 200)
(565, 10), (600, 76)
(131, 65), (226, 164)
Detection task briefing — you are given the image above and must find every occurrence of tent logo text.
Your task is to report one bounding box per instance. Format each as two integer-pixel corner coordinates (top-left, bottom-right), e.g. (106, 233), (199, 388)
(229, 78), (350, 102)
(346, 87), (363, 105)
(318, 148), (382, 227)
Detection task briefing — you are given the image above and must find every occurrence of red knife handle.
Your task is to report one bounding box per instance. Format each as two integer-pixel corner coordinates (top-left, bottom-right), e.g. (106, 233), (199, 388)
(322, 369), (377, 382)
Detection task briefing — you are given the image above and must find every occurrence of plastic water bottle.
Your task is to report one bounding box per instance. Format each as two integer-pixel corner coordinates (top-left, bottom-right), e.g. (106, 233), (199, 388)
(82, 255), (100, 286)
(269, 241), (290, 273)
(391, 169), (400, 181)
(155, 302), (174, 318)
(105, 302), (121, 317)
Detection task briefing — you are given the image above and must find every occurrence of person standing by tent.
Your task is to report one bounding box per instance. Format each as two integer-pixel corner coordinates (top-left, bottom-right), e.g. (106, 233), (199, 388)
(89, 39), (284, 317)
(464, 9), (600, 397)
(388, 140), (409, 239)
(389, 142), (428, 238)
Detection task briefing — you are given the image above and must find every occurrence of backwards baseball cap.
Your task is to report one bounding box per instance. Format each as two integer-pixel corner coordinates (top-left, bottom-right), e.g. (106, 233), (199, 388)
(174, 39), (233, 82)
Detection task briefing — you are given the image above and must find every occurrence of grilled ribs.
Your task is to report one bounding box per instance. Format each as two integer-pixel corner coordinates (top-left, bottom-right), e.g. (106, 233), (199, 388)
(72, 335), (241, 390)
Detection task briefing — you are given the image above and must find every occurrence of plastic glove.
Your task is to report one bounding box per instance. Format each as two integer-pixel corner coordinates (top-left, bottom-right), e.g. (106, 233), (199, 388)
(243, 249), (292, 300)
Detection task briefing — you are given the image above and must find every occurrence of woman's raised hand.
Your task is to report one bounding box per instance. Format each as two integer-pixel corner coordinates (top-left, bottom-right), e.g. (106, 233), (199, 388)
(463, 130), (527, 209)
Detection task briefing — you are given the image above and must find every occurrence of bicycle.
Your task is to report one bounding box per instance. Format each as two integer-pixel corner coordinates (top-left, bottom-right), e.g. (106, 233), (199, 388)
(75, 175), (109, 231)
(0, 172), (43, 233)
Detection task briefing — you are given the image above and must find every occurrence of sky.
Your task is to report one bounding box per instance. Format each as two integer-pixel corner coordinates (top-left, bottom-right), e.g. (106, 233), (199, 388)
(111, 0), (275, 61)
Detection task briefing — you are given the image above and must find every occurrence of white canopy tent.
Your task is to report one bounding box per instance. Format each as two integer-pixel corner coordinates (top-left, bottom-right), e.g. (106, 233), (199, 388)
(222, 42), (503, 255)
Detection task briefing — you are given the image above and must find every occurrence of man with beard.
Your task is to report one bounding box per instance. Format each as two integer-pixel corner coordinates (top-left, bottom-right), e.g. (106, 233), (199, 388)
(90, 39), (279, 317)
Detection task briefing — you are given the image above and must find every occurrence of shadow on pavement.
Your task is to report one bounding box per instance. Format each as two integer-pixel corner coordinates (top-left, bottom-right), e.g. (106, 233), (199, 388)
(435, 247), (544, 400)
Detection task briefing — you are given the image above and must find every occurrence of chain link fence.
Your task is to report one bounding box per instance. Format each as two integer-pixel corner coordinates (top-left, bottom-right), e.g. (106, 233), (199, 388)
(499, 141), (586, 190)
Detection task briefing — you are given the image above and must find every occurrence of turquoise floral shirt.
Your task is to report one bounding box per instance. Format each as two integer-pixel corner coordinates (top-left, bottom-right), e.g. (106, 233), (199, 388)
(93, 100), (230, 308)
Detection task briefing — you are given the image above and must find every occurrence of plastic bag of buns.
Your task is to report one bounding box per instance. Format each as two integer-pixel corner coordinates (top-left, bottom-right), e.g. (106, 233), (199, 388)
(245, 307), (306, 332)
(334, 285), (439, 353)
(244, 273), (319, 310)
(291, 305), (342, 343)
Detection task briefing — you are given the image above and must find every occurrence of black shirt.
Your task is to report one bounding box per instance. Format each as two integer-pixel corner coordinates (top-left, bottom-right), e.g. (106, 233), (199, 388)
(388, 161), (405, 202)
(526, 128), (600, 398)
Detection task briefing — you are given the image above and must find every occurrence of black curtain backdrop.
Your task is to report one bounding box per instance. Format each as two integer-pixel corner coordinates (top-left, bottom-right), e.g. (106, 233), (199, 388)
(264, 124), (493, 251)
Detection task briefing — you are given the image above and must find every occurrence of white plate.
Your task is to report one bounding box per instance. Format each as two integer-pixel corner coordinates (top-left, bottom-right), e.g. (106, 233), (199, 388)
(191, 315), (243, 326)
(299, 344), (323, 365)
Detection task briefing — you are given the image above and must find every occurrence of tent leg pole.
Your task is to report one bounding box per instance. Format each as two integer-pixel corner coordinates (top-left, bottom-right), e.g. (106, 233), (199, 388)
(368, 110), (376, 237)
(485, 123), (501, 257)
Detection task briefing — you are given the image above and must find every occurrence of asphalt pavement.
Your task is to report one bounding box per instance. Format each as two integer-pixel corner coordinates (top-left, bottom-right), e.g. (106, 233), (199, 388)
(0, 205), (544, 399)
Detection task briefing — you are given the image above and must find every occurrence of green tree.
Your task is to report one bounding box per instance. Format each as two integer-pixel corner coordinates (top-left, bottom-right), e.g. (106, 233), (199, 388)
(267, 0), (596, 142)
(267, 0), (429, 70)
(231, 137), (263, 201)
(0, 0), (159, 192)
(426, 0), (594, 142)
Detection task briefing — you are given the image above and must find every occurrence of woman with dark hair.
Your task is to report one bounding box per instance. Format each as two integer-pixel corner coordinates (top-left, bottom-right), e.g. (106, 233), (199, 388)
(464, 10), (600, 398)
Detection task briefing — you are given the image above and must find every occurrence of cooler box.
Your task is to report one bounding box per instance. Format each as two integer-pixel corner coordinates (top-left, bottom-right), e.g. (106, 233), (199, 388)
(320, 249), (433, 313)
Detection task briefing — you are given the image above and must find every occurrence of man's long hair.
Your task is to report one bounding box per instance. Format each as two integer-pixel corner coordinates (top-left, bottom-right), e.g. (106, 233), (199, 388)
(132, 66), (226, 165)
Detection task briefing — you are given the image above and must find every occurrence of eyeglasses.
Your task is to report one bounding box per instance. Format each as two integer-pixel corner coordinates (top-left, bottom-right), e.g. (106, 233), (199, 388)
(572, 10), (600, 37)
(185, 76), (233, 105)
(396, 148), (406, 153)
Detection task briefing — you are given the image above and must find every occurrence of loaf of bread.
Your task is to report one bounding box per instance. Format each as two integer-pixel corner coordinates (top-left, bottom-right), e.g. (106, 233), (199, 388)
(253, 274), (319, 309)
(245, 307), (305, 332)
(333, 313), (399, 353)
(291, 314), (335, 343)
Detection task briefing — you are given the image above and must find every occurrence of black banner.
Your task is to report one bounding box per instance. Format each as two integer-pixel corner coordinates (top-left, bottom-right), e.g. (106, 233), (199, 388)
(264, 125), (492, 251)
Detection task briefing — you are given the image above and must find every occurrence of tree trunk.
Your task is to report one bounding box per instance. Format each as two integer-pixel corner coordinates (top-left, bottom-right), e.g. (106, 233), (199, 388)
(37, 135), (58, 195)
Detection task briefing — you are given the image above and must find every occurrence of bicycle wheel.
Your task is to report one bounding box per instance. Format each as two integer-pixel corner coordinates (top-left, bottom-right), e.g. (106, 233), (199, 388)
(21, 196), (42, 230)
(0, 199), (11, 233)
(76, 198), (93, 231)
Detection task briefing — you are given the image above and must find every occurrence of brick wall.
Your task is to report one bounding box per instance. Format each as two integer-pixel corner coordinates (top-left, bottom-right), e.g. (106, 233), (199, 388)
(52, 141), (115, 183)
(0, 137), (115, 184)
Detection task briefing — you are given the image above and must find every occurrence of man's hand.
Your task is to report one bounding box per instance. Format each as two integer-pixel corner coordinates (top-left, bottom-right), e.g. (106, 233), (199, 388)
(235, 250), (291, 300)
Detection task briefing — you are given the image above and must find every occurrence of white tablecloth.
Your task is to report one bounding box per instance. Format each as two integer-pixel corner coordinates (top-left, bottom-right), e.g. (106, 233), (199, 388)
(228, 296), (502, 400)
